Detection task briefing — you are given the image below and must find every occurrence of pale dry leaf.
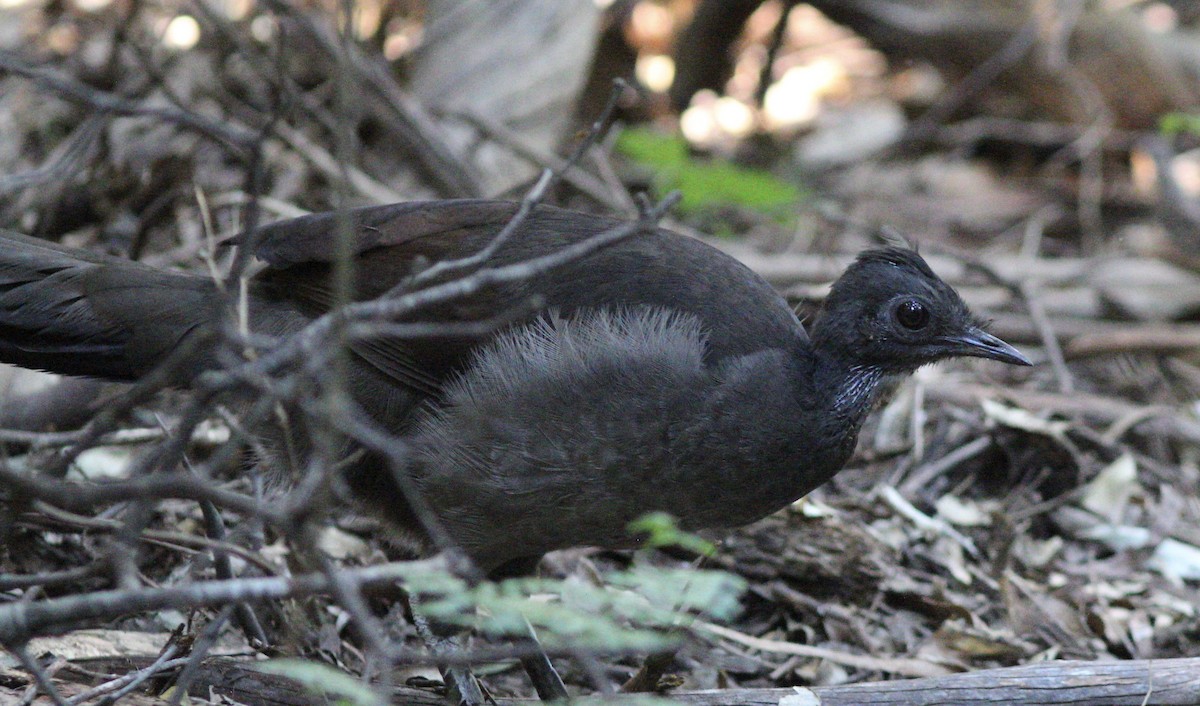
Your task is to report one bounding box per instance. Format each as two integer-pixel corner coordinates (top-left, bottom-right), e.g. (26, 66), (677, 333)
(0, 630), (170, 669)
(933, 618), (1036, 660)
(1148, 538), (1200, 581)
(1011, 534), (1063, 568)
(1001, 570), (1092, 648)
(1079, 453), (1140, 521)
(935, 495), (995, 527)
(316, 526), (372, 561)
(70, 446), (135, 480)
(1092, 257), (1200, 321)
(980, 399), (1069, 437)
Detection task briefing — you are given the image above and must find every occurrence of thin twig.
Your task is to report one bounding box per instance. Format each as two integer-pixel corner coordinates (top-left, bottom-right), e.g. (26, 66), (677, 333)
(0, 558), (447, 646)
(409, 79), (631, 289)
(1018, 278), (1073, 394)
(9, 647), (69, 706)
(0, 51), (254, 153)
(71, 652), (185, 705)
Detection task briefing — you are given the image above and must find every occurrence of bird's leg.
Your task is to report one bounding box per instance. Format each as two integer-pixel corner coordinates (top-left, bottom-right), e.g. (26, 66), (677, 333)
(405, 594), (490, 706)
(517, 616), (568, 701)
(484, 557), (568, 699)
(406, 588), (565, 702)
(621, 649), (677, 692)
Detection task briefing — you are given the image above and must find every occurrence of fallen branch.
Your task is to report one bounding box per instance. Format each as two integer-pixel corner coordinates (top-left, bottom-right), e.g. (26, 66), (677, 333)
(9, 655), (1196, 706)
(924, 381), (1200, 446)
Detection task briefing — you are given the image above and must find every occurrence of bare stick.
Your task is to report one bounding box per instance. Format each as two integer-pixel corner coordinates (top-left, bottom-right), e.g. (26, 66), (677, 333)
(408, 79), (631, 289)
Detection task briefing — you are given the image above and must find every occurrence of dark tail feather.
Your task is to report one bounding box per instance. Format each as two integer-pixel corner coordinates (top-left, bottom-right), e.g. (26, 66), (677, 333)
(0, 230), (217, 380)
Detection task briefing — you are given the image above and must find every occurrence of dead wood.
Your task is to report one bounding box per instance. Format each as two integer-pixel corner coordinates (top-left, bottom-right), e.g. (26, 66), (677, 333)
(673, 0), (1200, 129)
(925, 382), (1200, 447)
(410, 0), (601, 196)
(11, 656), (1198, 705)
(810, 0), (1200, 130)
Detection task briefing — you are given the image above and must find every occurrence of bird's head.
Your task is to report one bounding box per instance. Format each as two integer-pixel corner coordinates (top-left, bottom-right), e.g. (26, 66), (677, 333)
(811, 247), (1031, 372)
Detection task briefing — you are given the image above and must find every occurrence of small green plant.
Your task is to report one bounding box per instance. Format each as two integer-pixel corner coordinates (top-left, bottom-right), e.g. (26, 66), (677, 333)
(371, 511), (743, 651)
(616, 127), (803, 223)
(259, 659), (383, 706)
(628, 510), (717, 557)
(411, 564), (744, 652)
(1159, 112), (1200, 137)
(259, 518), (746, 695)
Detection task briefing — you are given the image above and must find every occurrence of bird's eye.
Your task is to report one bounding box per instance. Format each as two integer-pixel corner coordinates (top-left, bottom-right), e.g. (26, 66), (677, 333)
(895, 300), (929, 330)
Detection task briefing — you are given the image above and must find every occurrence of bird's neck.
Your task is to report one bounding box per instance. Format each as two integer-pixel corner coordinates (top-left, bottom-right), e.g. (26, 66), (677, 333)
(806, 319), (898, 426)
(828, 361), (889, 421)
(668, 343), (895, 529)
(810, 347), (897, 455)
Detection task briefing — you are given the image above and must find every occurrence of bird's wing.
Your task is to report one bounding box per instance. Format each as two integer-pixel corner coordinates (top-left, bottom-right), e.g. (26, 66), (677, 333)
(248, 200), (526, 395)
(248, 199), (519, 269)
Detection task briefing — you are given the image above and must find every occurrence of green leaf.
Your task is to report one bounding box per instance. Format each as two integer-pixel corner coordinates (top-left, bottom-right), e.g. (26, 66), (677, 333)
(612, 566), (745, 620)
(1159, 112), (1200, 137)
(615, 127), (689, 168)
(628, 511), (716, 556)
(354, 544), (747, 657)
(259, 659), (382, 706)
(413, 563), (745, 653)
(615, 127), (804, 221)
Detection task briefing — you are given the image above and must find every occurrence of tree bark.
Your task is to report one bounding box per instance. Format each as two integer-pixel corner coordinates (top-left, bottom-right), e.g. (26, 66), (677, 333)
(14, 656), (1198, 706)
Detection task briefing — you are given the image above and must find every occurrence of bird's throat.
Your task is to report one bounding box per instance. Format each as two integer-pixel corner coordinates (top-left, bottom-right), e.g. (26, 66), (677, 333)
(832, 365), (885, 415)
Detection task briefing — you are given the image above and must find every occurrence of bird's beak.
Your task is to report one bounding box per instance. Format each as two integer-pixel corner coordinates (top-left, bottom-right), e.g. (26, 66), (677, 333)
(946, 327), (1032, 366)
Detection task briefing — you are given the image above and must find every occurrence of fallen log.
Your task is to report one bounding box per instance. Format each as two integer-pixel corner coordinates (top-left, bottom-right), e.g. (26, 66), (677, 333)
(9, 656), (1197, 706)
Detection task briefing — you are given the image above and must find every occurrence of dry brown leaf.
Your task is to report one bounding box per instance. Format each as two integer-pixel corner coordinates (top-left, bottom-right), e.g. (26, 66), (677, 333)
(933, 618), (1036, 660)
(1092, 258), (1200, 321)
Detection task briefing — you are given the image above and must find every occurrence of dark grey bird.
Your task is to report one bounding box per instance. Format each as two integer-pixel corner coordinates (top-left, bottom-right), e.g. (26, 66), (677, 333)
(0, 199), (1029, 573)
